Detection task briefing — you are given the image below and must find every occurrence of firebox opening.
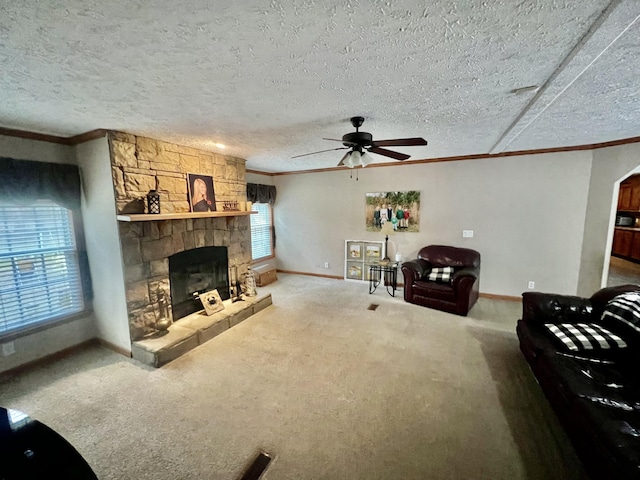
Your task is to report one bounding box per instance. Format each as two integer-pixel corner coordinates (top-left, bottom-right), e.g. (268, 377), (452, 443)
(169, 246), (229, 321)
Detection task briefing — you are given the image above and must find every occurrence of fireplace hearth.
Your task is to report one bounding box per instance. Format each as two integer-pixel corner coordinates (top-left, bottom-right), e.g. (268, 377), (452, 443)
(169, 246), (229, 321)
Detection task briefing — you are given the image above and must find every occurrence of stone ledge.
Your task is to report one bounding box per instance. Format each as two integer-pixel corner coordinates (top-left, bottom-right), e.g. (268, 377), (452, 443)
(131, 293), (272, 367)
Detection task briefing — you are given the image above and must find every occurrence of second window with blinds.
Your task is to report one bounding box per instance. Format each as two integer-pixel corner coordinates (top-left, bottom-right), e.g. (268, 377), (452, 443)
(250, 203), (273, 261)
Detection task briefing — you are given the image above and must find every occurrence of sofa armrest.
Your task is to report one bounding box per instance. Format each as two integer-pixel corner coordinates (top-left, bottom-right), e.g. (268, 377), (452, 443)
(401, 259), (429, 283)
(521, 292), (594, 325)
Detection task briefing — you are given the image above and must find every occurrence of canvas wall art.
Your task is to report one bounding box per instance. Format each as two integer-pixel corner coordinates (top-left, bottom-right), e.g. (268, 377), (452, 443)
(366, 191), (420, 232)
(188, 173), (216, 212)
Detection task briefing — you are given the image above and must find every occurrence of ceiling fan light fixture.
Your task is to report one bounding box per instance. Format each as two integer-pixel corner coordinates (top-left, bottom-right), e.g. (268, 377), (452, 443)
(343, 152), (356, 168)
(360, 152), (373, 167)
(350, 150), (362, 166)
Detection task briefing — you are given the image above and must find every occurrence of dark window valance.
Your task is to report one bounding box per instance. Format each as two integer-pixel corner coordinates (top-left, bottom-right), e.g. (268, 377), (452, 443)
(0, 158), (81, 210)
(247, 183), (276, 205)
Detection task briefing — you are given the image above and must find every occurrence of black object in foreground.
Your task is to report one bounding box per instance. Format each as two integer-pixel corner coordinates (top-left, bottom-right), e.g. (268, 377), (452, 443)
(0, 407), (98, 479)
(240, 451), (273, 480)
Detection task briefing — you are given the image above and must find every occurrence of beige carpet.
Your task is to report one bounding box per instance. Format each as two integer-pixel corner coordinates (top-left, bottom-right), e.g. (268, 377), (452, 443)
(0, 274), (588, 480)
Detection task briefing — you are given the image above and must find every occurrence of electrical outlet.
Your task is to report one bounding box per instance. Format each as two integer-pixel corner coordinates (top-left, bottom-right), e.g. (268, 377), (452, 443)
(2, 341), (15, 356)
(324, 261), (329, 269)
(463, 230), (474, 238)
(528, 281), (535, 289)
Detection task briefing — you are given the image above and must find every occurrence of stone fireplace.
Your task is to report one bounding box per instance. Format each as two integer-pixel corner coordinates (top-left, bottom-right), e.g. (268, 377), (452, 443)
(108, 132), (253, 341)
(169, 246), (230, 321)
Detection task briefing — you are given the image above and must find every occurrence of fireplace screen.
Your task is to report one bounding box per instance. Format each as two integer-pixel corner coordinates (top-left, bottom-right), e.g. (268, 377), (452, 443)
(169, 246), (229, 320)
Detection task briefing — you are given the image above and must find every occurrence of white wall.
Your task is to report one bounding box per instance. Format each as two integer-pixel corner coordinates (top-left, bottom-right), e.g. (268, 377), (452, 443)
(578, 143), (640, 296)
(76, 138), (131, 353)
(0, 135), (96, 373)
(246, 172), (274, 186)
(0, 135), (73, 164)
(272, 151), (593, 297)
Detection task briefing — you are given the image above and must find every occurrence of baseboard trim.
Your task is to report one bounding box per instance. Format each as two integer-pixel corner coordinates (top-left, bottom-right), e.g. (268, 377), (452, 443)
(0, 339), (97, 378)
(0, 337), (132, 378)
(479, 293), (522, 302)
(276, 269), (343, 280)
(271, 270), (521, 301)
(97, 338), (132, 358)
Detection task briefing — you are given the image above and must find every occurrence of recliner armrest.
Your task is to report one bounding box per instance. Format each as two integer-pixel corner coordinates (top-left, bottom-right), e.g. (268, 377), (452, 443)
(450, 267), (479, 296)
(451, 267), (478, 283)
(401, 259), (429, 282)
(521, 292), (593, 325)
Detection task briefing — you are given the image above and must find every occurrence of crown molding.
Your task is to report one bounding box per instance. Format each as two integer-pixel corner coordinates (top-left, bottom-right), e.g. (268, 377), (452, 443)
(3, 126), (639, 174)
(0, 127), (108, 145)
(249, 135), (640, 176)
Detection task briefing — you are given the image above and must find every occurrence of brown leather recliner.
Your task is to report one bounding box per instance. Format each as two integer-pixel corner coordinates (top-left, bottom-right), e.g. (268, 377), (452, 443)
(401, 245), (480, 316)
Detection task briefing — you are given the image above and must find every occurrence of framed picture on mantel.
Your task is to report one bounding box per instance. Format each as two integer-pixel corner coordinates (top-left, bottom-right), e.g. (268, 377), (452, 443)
(188, 173), (216, 212)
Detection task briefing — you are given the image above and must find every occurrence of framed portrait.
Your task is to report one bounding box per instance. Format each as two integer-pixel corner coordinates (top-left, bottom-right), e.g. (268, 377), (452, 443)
(199, 289), (225, 316)
(365, 244), (382, 261)
(346, 262), (363, 280)
(347, 241), (363, 259)
(188, 173), (217, 212)
(365, 191), (420, 232)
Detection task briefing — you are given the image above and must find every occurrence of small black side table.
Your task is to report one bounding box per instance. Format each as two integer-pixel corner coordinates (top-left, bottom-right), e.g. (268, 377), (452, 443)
(369, 262), (399, 297)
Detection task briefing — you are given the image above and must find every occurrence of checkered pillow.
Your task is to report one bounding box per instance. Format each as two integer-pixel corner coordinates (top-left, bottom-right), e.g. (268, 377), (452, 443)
(427, 266), (454, 283)
(601, 292), (640, 335)
(544, 323), (627, 351)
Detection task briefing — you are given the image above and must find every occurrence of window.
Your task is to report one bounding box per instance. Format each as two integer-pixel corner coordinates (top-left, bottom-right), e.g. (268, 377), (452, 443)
(250, 203), (273, 261)
(0, 202), (85, 337)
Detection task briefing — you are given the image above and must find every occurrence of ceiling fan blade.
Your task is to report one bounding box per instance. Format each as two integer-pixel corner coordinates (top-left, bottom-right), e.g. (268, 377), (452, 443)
(373, 137), (428, 147)
(323, 137), (358, 147)
(291, 147), (348, 159)
(368, 147), (410, 161)
(337, 151), (350, 167)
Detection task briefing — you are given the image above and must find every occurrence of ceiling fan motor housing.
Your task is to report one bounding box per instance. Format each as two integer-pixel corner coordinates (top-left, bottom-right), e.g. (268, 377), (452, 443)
(342, 131), (373, 148)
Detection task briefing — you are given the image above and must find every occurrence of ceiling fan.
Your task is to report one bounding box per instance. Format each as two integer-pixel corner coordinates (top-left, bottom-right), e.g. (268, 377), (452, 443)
(292, 116), (428, 168)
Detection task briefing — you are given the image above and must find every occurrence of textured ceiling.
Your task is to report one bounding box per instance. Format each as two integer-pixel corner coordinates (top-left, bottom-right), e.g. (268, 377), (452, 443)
(1, 0), (639, 172)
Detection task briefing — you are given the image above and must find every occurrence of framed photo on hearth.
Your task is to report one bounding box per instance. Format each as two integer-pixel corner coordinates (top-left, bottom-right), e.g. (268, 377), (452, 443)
(199, 289), (225, 316)
(188, 173), (216, 212)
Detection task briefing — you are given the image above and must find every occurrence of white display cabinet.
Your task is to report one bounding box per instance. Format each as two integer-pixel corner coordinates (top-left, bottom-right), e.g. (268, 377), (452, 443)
(344, 240), (385, 281)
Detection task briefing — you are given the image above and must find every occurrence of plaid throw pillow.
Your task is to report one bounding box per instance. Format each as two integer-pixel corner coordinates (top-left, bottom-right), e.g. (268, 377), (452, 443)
(601, 292), (640, 335)
(427, 266), (454, 283)
(544, 323), (627, 351)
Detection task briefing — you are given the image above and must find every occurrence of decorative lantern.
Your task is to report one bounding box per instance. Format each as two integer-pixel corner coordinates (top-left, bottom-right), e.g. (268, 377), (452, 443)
(244, 267), (257, 297)
(147, 189), (160, 214)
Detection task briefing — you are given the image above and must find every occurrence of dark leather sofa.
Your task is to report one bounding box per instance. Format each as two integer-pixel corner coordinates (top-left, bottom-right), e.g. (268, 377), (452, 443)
(401, 245), (480, 316)
(517, 284), (640, 480)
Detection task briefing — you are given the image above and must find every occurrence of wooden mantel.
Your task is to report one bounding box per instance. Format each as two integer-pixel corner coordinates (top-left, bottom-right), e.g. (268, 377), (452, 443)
(117, 211), (257, 222)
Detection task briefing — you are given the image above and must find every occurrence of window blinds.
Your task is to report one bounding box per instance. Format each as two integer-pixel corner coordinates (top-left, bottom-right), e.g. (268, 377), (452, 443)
(0, 203), (85, 336)
(250, 203), (273, 260)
